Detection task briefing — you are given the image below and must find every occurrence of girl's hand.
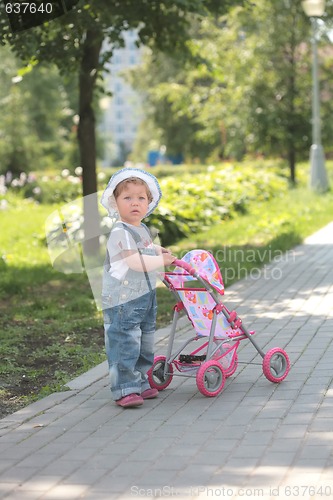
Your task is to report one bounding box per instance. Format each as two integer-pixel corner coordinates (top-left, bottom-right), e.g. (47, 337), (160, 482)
(154, 244), (172, 255)
(162, 253), (177, 266)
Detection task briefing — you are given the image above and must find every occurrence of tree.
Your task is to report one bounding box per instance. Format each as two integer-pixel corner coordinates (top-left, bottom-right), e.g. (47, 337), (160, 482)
(0, 45), (37, 175)
(0, 0), (246, 253)
(238, 1), (311, 183)
(128, 1), (333, 183)
(222, 0), (333, 183)
(0, 45), (77, 175)
(129, 48), (211, 163)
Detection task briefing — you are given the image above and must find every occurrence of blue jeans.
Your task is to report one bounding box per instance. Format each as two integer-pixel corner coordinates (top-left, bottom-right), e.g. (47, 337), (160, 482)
(102, 276), (157, 401)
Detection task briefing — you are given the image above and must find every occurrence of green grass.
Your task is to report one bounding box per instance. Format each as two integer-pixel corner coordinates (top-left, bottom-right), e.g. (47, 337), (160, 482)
(0, 198), (106, 414)
(155, 161), (333, 322)
(0, 160), (332, 416)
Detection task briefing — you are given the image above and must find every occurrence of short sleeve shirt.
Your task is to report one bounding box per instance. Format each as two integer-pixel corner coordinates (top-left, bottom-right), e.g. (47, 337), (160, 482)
(106, 222), (155, 280)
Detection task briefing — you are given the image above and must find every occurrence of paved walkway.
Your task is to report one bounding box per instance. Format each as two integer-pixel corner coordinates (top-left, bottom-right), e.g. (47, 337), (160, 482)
(1, 223), (333, 500)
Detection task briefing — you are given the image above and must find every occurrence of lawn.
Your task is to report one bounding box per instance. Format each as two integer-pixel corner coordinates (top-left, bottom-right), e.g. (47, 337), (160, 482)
(0, 160), (332, 417)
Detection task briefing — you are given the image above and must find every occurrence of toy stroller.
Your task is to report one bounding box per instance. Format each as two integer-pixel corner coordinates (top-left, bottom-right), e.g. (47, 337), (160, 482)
(148, 250), (290, 397)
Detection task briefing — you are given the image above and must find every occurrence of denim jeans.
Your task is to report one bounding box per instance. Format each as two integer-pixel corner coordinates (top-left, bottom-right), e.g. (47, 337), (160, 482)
(102, 274), (157, 401)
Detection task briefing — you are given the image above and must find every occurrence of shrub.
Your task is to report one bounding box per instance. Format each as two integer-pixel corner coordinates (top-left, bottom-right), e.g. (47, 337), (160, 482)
(148, 163), (288, 245)
(3, 162), (289, 247)
(2, 170), (82, 204)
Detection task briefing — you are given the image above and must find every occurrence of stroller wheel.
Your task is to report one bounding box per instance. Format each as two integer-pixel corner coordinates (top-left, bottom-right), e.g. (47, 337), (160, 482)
(263, 348), (290, 383)
(196, 360), (225, 397)
(148, 355), (173, 391)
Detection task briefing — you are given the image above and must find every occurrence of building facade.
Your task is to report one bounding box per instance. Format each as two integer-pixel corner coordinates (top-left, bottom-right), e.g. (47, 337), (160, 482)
(101, 31), (143, 167)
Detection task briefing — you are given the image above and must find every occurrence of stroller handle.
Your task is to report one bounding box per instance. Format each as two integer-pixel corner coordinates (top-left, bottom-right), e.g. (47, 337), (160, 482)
(172, 259), (196, 276)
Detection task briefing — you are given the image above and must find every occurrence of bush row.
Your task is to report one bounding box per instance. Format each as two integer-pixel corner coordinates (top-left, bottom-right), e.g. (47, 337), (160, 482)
(2, 163), (289, 247)
(148, 164), (288, 245)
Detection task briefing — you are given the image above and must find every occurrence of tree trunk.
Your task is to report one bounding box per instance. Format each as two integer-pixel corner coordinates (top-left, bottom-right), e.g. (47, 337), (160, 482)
(78, 29), (103, 256)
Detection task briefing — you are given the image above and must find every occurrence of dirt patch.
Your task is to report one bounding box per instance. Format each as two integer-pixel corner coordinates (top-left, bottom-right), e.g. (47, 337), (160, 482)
(0, 298), (105, 420)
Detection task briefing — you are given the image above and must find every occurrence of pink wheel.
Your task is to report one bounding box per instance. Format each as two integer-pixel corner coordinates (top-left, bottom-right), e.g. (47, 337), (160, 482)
(148, 355), (173, 391)
(196, 360), (225, 397)
(263, 348), (290, 383)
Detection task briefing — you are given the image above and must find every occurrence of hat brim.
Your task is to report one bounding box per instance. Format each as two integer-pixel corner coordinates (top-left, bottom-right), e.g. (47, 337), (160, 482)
(100, 168), (162, 217)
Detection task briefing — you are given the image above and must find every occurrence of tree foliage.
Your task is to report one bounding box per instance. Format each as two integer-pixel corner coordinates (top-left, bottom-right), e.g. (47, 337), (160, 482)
(0, 0), (247, 180)
(0, 45), (78, 175)
(0, 0), (246, 252)
(129, 0), (333, 183)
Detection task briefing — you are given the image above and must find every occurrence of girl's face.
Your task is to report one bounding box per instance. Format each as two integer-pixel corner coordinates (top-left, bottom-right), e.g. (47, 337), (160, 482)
(115, 182), (149, 226)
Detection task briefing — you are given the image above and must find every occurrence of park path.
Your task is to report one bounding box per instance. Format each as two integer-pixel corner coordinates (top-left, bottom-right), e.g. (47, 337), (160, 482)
(1, 222), (333, 499)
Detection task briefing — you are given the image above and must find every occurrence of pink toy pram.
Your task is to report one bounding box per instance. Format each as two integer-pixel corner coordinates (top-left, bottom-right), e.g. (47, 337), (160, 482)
(148, 249), (290, 397)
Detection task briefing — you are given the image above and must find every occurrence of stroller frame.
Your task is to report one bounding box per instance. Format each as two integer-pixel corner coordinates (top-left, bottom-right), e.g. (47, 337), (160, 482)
(148, 251), (290, 397)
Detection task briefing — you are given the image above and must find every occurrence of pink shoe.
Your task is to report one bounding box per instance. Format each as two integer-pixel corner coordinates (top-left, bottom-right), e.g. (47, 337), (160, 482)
(116, 394), (143, 408)
(141, 388), (159, 399)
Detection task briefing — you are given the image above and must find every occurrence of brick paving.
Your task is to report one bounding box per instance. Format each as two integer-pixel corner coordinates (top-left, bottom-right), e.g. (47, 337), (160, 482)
(1, 223), (333, 500)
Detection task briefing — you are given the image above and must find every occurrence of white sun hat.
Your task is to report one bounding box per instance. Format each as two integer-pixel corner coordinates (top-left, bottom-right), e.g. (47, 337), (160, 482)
(100, 167), (162, 217)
